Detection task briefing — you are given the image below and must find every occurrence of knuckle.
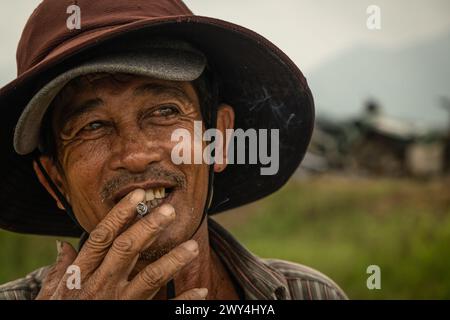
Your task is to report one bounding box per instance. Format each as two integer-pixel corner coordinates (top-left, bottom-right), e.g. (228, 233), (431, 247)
(111, 236), (135, 256)
(141, 266), (164, 288)
(167, 250), (189, 268)
(140, 218), (163, 234)
(114, 206), (131, 222)
(88, 225), (114, 248)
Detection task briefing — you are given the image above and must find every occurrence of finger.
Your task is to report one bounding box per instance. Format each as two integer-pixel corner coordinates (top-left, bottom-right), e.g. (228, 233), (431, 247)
(95, 203), (176, 277)
(122, 239), (199, 299)
(74, 189), (145, 273)
(172, 288), (209, 300)
(36, 241), (77, 299)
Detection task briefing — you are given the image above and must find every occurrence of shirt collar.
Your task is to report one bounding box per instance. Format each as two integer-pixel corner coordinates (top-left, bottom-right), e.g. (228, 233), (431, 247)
(208, 218), (291, 300)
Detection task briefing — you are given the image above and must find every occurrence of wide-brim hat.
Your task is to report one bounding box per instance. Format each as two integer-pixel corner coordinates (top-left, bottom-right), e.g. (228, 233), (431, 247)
(0, 0), (314, 237)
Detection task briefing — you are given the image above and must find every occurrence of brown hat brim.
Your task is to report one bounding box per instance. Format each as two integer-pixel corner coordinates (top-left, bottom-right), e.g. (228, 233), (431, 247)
(0, 15), (314, 237)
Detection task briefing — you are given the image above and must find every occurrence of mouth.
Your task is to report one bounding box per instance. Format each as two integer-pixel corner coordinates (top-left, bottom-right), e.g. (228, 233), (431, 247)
(142, 187), (174, 211)
(112, 183), (176, 211)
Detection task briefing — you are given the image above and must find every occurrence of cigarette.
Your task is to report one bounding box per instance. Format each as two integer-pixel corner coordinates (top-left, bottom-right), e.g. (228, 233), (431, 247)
(136, 202), (149, 217)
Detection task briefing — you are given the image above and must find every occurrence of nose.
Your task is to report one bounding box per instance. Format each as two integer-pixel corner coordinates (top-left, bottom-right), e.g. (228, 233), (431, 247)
(109, 130), (162, 173)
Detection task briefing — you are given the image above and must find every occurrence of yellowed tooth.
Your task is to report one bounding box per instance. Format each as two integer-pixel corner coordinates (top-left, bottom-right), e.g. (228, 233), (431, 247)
(154, 188), (161, 199)
(161, 188), (165, 198)
(145, 189), (154, 201)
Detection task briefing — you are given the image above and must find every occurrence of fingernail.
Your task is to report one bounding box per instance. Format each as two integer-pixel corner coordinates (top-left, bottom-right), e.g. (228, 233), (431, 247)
(160, 204), (175, 217)
(56, 240), (63, 255)
(182, 240), (198, 252)
(195, 288), (208, 298)
(130, 189), (145, 203)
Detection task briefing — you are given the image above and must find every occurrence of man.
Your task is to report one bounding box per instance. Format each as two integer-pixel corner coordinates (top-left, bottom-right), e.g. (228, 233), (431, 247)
(0, 0), (347, 300)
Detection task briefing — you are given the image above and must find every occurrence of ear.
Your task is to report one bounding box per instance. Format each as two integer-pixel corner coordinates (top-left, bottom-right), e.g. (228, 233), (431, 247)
(214, 103), (235, 173)
(33, 156), (68, 211)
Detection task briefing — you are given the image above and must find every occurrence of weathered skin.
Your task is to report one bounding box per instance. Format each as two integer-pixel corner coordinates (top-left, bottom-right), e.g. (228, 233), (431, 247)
(34, 74), (238, 299)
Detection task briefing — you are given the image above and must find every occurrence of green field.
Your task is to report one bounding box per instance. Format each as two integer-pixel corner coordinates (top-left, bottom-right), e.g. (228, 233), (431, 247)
(1, 175), (450, 299)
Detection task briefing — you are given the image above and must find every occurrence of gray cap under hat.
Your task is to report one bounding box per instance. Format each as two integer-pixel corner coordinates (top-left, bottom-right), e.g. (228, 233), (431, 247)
(14, 39), (206, 155)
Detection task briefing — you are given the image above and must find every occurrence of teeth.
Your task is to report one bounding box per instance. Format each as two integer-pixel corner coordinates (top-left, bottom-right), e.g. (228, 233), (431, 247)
(154, 188), (166, 199)
(146, 198), (163, 210)
(143, 187), (170, 211)
(145, 189), (154, 201)
(144, 188), (167, 202)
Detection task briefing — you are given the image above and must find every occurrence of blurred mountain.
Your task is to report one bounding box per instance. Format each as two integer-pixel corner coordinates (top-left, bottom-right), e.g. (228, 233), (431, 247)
(308, 31), (450, 129)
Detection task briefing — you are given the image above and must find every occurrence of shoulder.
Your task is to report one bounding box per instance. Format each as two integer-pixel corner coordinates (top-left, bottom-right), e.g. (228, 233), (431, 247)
(0, 266), (49, 300)
(263, 258), (348, 300)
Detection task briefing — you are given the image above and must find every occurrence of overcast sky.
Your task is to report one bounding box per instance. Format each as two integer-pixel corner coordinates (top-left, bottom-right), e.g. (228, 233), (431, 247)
(1, 0), (449, 84)
(0, 1), (449, 126)
(187, 0), (450, 71)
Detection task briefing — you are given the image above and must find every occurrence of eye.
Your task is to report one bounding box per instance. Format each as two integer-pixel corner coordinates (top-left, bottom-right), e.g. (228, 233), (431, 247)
(150, 105), (180, 117)
(82, 121), (105, 131)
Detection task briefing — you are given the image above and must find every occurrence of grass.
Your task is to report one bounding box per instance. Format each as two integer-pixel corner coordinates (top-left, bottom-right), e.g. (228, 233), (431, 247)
(1, 174), (449, 299)
(214, 175), (450, 299)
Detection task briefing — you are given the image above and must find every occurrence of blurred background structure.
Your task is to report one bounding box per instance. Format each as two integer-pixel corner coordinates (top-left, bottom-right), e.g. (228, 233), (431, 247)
(1, 0), (449, 299)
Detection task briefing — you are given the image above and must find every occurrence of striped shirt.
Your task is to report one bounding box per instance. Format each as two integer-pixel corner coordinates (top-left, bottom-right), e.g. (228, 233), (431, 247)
(0, 219), (347, 300)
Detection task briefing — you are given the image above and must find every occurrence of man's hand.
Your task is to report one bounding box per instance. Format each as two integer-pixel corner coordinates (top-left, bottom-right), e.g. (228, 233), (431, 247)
(36, 189), (207, 300)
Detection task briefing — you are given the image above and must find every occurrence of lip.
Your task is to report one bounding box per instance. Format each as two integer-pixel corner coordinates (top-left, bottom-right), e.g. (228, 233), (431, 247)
(112, 180), (178, 205)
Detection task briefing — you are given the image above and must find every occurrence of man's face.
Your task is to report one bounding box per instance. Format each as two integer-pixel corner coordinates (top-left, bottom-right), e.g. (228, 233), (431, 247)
(41, 73), (227, 259)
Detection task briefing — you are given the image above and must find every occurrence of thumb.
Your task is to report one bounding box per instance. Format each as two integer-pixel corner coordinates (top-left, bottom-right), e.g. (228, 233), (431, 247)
(55, 240), (78, 266)
(36, 241), (77, 299)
